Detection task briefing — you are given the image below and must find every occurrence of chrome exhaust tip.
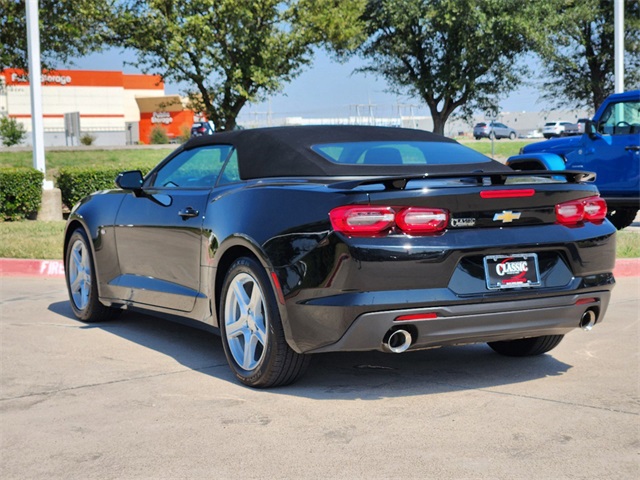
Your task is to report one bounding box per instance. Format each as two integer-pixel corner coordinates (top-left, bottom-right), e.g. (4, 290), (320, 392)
(580, 309), (597, 331)
(383, 329), (413, 353)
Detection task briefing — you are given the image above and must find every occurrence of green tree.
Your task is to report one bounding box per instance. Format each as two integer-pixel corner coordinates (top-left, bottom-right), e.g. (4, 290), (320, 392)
(0, 0), (111, 70)
(535, 0), (640, 112)
(0, 116), (27, 146)
(109, 0), (365, 131)
(356, 0), (543, 135)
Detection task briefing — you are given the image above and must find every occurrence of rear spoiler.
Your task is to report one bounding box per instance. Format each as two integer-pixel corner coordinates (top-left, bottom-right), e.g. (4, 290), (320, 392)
(328, 170), (596, 190)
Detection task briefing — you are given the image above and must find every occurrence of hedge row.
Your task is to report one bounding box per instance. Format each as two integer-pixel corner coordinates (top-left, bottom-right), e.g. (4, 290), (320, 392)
(0, 168), (45, 220)
(0, 165), (155, 220)
(57, 165), (152, 209)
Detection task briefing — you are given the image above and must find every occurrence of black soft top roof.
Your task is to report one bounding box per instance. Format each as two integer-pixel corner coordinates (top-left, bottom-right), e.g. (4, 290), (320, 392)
(182, 125), (509, 179)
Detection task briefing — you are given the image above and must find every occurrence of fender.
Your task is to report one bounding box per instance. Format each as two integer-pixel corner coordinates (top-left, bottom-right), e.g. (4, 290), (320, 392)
(507, 153), (566, 171)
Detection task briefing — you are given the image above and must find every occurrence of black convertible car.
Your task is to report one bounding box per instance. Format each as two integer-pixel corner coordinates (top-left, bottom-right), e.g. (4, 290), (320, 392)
(64, 126), (616, 387)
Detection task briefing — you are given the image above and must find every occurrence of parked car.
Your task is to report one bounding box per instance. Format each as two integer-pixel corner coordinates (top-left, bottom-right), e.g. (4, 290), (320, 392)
(542, 121), (577, 139)
(563, 118), (590, 136)
(63, 126), (616, 388)
(521, 129), (544, 139)
(190, 121), (215, 137)
(512, 90), (640, 229)
(473, 122), (517, 140)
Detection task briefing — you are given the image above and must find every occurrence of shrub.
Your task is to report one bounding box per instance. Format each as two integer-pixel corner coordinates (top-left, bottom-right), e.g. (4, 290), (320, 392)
(0, 117), (27, 147)
(79, 133), (96, 146)
(0, 168), (44, 220)
(57, 165), (153, 208)
(178, 125), (191, 144)
(149, 126), (170, 144)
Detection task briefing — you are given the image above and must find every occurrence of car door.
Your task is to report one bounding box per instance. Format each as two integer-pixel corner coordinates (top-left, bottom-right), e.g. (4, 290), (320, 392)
(568, 100), (640, 196)
(494, 123), (508, 138)
(113, 144), (233, 311)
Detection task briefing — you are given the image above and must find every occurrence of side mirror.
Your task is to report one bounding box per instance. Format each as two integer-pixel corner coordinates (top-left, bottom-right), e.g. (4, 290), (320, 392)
(585, 120), (599, 139)
(115, 170), (144, 191)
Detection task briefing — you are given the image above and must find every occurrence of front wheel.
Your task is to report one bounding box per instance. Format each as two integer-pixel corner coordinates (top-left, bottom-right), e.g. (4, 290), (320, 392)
(65, 229), (119, 322)
(607, 207), (637, 230)
(219, 257), (309, 388)
(487, 335), (564, 357)
(509, 132), (516, 140)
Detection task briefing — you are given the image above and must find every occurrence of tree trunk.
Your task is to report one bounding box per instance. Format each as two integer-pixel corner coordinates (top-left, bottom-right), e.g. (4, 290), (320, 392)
(431, 115), (446, 136)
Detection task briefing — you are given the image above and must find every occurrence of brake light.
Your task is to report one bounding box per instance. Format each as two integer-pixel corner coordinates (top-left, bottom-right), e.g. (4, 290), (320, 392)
(480, 189), (535, 199)
(329, 206), (395, 234)
(396, 207), (448, 233)
(583, 197), (607, 222)
(556, 196), (607, 226)
(329, 206), (448, 236)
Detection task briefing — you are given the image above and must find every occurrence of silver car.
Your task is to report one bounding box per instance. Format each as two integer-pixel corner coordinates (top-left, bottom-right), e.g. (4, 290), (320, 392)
(473, 122), (517, 140)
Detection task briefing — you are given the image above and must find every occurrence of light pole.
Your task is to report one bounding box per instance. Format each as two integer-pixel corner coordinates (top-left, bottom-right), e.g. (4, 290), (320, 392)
(25, 0), (47, 182)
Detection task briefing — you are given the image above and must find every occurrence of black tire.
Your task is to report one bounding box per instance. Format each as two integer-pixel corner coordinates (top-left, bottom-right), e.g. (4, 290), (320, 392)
(474, 136), (481, 140)
(65, 229), (119, 322)
(219, 257), (309, 388)
(487, 335), (564, 357)
(489, 131), (496, 140)
(509, 132), (516, 140)
(607, 208), (637, 230)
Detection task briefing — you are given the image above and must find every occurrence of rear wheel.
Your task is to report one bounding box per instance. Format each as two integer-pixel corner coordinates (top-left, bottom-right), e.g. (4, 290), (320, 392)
(65, 229), (119, 322)
(487, 335), (564, 357)
(607, 207), (637, 230)
(219, 257), (309, 388)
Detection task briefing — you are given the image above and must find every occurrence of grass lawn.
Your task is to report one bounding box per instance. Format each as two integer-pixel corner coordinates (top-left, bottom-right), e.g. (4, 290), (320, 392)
(458, 138), (542, 160)
(0, 220), (66, 259)
(0, 220), (637, 260)
(0, 147), (175, 180)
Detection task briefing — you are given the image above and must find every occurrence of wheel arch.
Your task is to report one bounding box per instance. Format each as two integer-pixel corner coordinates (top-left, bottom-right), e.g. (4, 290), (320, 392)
(211, 237), (300, 351)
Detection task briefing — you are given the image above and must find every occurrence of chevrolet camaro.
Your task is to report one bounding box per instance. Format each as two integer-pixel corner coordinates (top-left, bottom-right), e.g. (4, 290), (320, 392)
(63, 126), (616, 387)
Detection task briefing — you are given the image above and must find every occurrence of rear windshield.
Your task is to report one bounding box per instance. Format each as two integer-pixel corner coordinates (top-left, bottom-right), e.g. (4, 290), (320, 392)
(544, 122), (556, 126)
(311, 141), (492, 166)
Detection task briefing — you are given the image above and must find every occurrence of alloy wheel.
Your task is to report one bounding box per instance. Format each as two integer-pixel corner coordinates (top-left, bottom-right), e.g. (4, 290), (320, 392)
(224, 272), (268, 371)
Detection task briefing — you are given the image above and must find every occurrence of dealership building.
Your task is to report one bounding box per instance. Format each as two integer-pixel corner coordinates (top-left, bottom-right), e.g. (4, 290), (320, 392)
(0, 69), (199, 146)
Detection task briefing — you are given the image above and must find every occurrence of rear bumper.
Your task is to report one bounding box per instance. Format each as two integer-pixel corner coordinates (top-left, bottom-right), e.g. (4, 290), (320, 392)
(308, 291), (611, 353)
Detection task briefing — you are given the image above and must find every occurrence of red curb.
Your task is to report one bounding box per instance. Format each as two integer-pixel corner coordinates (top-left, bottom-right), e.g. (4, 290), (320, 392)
(613, 258), (640, 278)
(0, 258), (65, 277)
(0, 257), (638, 278)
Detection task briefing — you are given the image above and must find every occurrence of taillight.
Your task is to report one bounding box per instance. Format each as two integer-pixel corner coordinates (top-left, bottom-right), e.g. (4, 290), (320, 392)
(556, 196), (607, 226)
(396, 207), (448, 233)
(329, 206), (395, 235)
(329, 206), (448, 236)
(583, 197), (607, 222)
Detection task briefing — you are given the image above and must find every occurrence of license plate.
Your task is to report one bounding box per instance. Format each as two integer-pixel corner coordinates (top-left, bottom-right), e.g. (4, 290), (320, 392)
(484, 253), (541, 290)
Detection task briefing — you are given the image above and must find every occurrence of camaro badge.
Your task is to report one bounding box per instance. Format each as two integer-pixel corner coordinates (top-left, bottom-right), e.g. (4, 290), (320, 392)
(493, 211), (521, 223)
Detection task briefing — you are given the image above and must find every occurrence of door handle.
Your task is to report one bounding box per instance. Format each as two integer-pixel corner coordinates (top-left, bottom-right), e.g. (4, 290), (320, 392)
(178, 207), (199, 219)
(624, 145), (640, 151)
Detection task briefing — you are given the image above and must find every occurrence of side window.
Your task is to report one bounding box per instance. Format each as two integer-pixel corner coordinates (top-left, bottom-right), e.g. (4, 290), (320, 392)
(218, 150), (241, 185)
(598, 101), (640, 135)
(151, 145), (232, 188)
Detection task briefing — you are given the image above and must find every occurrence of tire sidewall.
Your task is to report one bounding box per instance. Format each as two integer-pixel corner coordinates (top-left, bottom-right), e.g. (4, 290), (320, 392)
(219, 257), (283, 387)
(65, 229), (99, 321)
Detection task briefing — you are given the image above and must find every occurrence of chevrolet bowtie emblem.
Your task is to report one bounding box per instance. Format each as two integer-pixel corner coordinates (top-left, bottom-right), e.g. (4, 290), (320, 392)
(493, 211), (522, 223)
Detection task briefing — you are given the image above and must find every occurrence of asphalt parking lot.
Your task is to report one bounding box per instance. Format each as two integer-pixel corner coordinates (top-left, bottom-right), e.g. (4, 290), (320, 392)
(1, 276), (638, 479)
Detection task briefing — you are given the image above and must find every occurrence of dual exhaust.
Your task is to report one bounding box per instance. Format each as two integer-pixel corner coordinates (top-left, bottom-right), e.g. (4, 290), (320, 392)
(382, 307), (600, 354)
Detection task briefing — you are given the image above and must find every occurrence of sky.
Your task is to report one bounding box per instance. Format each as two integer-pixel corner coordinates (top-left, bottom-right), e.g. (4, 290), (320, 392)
(72, 47), (550, 121)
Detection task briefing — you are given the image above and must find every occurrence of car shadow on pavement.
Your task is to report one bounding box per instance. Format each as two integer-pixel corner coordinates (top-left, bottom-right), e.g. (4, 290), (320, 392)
(49, 301), (573, 400)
